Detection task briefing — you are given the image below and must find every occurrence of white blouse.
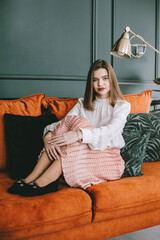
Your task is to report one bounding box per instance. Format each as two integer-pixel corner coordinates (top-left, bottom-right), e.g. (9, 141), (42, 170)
(43, 98), (131, 150)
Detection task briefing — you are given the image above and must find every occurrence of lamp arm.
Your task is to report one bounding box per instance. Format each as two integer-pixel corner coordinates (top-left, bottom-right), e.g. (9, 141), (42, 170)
(126, 27), (160, 54)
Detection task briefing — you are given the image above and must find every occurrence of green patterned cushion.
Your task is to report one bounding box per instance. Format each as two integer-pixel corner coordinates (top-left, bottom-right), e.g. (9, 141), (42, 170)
(121, 130), (151, 177)
(123, 112), (160, 162)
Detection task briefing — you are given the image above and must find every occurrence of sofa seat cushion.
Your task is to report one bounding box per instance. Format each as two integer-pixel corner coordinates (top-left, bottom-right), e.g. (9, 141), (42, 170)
(0, 173), (92, 240)
(87, 162), (160, 223)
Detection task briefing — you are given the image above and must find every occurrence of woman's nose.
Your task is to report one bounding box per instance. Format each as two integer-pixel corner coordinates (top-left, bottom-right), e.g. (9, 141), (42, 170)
(98, 79), (103, 86)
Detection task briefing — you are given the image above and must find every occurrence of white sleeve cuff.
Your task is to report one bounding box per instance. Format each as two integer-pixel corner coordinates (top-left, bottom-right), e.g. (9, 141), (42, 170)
(80, 128), (93, 144)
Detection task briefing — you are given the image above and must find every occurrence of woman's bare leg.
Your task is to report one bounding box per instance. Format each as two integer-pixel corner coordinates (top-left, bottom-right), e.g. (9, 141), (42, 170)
(25, 151), (52, 183)
(35, 157), (62, 187)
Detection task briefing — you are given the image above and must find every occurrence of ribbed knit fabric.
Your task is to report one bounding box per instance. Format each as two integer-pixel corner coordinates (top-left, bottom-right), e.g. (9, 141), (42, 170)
(47, 115), (125, 189)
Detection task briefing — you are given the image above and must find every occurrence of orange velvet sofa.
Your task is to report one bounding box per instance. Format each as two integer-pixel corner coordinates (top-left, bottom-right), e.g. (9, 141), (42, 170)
(0, 91), (160, 240)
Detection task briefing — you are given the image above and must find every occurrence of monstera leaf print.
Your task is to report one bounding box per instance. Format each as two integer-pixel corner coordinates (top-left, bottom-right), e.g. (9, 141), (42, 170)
(122, 112), (160, 163)
(121, 129), (151, 177)
(144, 113), (160, 162)
(124, 113), (151, 131)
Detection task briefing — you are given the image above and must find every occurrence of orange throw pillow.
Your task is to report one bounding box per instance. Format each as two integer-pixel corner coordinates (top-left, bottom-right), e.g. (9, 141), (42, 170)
(123, 90), (152, 113)
(0, 93), (45, 170)
(42, 97), (78, 120)
(42, 90), (152, 120)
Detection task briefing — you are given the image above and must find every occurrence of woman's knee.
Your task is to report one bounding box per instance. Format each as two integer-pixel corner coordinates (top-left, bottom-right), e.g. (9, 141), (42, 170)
(65, 115), (94, 130)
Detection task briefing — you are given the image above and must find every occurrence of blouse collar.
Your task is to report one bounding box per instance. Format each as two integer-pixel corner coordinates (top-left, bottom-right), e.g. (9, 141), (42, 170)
(95, 96), (109, 102)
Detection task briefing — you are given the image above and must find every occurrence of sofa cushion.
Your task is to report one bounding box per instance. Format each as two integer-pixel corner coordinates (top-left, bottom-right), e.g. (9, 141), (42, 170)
(144, 111), (160, 162)
(0, 94), (45, 170)
(0, 172), (92, 240)
(123, 111), (160, 162)
(121, 129), (151, 177)
(4, 113), (57, 179)
(41, 90), (152, 120)
(87, 162), (160, 223)
(123, 90), (152, 113)
(41, 97), (78, 120)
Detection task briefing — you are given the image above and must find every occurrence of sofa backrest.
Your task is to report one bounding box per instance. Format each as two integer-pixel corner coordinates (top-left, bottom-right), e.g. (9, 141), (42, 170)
(0, 90), (152, 171)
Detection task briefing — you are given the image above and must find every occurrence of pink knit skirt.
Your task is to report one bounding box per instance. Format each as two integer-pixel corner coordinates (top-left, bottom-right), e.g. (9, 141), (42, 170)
(48, 115), (125, 189)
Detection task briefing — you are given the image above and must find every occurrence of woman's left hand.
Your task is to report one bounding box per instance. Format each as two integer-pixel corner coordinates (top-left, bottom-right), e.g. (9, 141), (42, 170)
(48, 131), (80, 146)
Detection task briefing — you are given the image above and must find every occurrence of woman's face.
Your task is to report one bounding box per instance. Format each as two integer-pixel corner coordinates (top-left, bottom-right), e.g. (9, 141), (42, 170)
(93, 68), (110, 99)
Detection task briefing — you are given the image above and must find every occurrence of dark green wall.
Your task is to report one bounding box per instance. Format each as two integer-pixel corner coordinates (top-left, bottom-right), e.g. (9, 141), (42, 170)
(0, 0), (160, 98)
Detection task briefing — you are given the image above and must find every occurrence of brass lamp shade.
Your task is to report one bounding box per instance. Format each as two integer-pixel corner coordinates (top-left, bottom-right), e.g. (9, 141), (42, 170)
(110, 32), (131, 58)
(110, 26), (160, 59)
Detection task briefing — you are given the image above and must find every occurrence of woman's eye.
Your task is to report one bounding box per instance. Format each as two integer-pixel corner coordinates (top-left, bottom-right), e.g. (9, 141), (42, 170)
(104, 77), (108, 80)
(93, 79), (97, 82)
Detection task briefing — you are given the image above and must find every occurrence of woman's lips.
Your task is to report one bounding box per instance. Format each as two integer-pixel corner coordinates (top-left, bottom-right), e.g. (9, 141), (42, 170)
(98, 88), (106, 91)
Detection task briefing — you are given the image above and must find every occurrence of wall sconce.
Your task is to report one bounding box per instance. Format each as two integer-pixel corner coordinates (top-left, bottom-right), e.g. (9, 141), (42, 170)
(110, 26), (160, 58)
(130, 35), (146, 58)
(151, 79), (160, 111)
(154, 78), (160, 84)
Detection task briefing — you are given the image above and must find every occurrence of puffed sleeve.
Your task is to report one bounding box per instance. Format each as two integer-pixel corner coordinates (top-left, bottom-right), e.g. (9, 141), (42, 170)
(80, 100), (131, 150)
(43, 99), (81, 137)
(43, 121), (59, 137)
(66, 98), (81, 116)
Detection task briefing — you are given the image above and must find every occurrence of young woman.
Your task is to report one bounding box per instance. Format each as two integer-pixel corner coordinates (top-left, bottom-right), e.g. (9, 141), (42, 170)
(8, 59), (131, 196)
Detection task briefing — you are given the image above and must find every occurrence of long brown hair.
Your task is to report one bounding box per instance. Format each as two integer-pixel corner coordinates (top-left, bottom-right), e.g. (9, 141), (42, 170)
(83, 59), (123, 110)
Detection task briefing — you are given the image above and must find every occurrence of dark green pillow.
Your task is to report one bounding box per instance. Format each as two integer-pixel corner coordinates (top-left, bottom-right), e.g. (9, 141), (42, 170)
(123, 112), (160, 162)
(121, 130), (151, 177)
(4, 113), (57, 179)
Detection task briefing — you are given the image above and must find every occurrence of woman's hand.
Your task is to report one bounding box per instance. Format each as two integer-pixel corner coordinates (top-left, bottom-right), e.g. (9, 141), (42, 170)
(48, 130), (82, 147)
(43, 132), (59, 160)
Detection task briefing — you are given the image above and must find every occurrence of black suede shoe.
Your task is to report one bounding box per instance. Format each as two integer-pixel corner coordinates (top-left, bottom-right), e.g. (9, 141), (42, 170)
(7, 179), (27, 194)
(20, 180), (59, 197)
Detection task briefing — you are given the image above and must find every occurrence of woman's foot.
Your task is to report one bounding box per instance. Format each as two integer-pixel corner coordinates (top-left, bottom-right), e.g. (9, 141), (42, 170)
(7, 179), (27, 194)
(20, 180), (59, 197)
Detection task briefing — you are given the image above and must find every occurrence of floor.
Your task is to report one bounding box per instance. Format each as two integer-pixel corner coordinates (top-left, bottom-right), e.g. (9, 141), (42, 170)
(107, 225), (160, 240)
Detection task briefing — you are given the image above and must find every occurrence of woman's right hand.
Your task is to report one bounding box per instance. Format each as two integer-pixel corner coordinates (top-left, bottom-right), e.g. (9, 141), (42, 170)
(43, 132), (58, 160)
